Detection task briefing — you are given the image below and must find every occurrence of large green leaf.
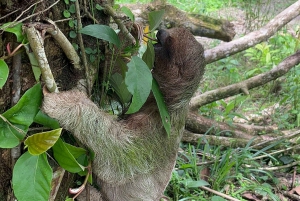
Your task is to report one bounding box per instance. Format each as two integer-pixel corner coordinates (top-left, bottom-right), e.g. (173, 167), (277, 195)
(80, 25), (121, 48)
(24, 128), (62, 155)
(0, 84), (42, 148)
(1, 22), (25, 43)
(52, 138), (85, 173)
(142, 41), (155, 69)
(121, 6), (135, 22)
(109, 73), (132, 104)
(0, 59), (9, 89)
(125, 56), (152, 114)
(34, 110), (60, 129)
(148, 10), (165, 32)
(152, 79), (171, 136)
(13, 152), (52, 201)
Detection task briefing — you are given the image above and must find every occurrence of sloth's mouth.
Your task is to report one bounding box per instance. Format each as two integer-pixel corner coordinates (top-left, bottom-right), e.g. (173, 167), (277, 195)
(153, 40), (162, 51)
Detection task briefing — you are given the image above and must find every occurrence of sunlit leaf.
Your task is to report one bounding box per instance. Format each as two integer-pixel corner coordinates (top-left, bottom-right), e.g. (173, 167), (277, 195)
(1, 22), (25, 43)
(80, 25), (121, 48)
(0, 59), (9, 89)
(125, 56), (152, 114)
(148, 10), (165, 31)
(25, 128), (62, 155)
(52, 138), (85, 173)
(13, 152), (52, 201)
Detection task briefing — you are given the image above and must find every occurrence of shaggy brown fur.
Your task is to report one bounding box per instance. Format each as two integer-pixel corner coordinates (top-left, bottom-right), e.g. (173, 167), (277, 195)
(42, 27), (205, 201)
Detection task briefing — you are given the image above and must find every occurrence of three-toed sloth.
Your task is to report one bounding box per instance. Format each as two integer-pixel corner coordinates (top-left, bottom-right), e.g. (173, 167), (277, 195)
(42, 27), (205, 201)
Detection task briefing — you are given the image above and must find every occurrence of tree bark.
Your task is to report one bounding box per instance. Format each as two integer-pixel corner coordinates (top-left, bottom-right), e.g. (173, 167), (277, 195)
(190, 51), (300, 109)
(204, 0), (300, 64)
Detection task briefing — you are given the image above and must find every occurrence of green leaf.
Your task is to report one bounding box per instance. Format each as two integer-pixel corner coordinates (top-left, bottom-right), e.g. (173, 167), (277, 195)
(125, 56), (152, 114)
(53, 138), (85, 173)
(185, 180), (209, 188)
(152, 79), (171, 136)
(34, 110), (60, 129)
(13, 152), (52, 201)
(142, 41), (155, 69)
(110, 73), (132, 104)
(1, 22), (25, 43)
(69, 30), (77, 38)
(64, 143), (87, 159)
(121, 6), (135, 22)
(95, 4), (104, 10)
(64, 0), (69, 4)
(0, 84), (42, 148)
(0, 59), (9, 89)
(148, 10), (165, 31)
(69, 4), (76, 13)
(24, 128), (62, 155)
(24, 43), (41, 81)
(63, 10), (71, 18)
(80, 25), (121, 48)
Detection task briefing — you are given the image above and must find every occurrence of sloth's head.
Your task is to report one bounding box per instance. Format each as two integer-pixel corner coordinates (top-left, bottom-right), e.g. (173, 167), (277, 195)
(153, 28), (205, 110)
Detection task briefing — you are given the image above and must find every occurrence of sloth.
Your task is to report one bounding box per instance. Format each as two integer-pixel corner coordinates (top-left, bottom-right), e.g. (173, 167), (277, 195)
(42, 27), (205, 201)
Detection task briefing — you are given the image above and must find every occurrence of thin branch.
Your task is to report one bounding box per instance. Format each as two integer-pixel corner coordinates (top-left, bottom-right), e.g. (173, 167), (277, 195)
(204, 0), (300, 64)
(24, 24), (58, 93)
(13, 0), (43, 22)
(75, 0), (91, 96)
(199, 186), (241, 201)
(0, 0), (60, 30)
(0, 8), (21, 20)
(104, 5), (136, 45)
(190, 51), (300, 109)
(258, 160), (300, 171)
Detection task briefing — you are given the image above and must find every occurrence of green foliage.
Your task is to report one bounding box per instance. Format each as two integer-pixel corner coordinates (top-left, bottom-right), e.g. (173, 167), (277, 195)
(52, 138), (86, 173)
(0, 22), (25, 43)
(13, 152), (52, 201)
(80, 24), (121, 48)
(152, 79), (171, 136)
(121, 6), (135, 22)
(148, 10), (165, 31)
(0, 59), (8, 89)
(0, 84), (42, 148)
(125, 56), (152, 113)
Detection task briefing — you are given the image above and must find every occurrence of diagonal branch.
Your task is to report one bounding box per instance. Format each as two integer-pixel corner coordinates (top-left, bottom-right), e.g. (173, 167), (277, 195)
(191, 51), (300, 110)
(204, 0), (300, 64)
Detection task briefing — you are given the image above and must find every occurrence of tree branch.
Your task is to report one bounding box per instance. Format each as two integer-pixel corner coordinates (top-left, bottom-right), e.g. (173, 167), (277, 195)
(190, 51), (300, 109)
(204, 0), (300, 64)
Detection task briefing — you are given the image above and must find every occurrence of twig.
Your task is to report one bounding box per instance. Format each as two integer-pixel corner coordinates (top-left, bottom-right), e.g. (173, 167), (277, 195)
(13, 0), (43, 22)
(258, 160), (300, 171)
(104, 5), (136, 45)
(75, 0), (91, 96)
(250, 129), (300, 149)
(0, 8), (21, 20)
(252, 144), (300, 160)
(0, 0), (60, 30)
(24, 24), (58, 93)
(282, 191), (300, 200)
(10, 43), (22, 167)
(83, 0), (99, 24)
(199, 186), (241, 201)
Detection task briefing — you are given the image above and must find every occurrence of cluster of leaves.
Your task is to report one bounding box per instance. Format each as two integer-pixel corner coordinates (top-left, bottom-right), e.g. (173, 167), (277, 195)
(165, 139), (286, 201)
